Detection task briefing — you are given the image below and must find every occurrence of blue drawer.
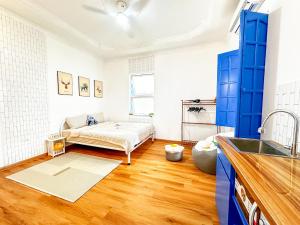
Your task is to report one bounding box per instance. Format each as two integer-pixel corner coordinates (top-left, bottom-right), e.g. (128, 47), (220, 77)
(217, 147), (232, 179)
(230, 196), (248, 225)
(216, 157), (231, 225)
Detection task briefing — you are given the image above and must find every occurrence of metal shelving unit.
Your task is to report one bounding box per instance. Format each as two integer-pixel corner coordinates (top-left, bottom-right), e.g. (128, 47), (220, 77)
(181, 99), (218, 144)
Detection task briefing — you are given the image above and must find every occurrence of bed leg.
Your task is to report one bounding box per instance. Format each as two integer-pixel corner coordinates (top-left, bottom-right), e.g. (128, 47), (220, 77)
(152, 133), (155, 142)
(127, 152), (131, 165)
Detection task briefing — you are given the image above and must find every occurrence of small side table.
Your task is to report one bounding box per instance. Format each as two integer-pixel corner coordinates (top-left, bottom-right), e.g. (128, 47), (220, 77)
(46, 134), (65, 157)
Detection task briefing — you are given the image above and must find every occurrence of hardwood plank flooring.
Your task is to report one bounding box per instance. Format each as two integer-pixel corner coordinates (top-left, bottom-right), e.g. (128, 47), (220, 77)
(0, 140), (219, 225)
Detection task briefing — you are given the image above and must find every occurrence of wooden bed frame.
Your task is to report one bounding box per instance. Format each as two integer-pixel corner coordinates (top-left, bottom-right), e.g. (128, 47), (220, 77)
(60, 121), (155, 165)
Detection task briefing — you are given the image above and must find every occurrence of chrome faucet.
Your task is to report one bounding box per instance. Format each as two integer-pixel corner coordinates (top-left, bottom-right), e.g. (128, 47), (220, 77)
(258, 109), (299, 158)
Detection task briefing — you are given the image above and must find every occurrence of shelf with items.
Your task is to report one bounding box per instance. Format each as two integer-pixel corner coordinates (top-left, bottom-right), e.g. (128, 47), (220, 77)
(46, 133), (66, 157)
(181, 99), (218, 144)
(182, 103), (217, 106)
(182, 122), (216, 125)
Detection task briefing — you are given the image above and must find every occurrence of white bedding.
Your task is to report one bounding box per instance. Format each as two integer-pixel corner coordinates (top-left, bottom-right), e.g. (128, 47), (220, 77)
(63, 122), (154, 153)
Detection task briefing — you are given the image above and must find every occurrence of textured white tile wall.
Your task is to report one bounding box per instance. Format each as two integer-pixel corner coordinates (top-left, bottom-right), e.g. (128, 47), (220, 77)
(0, 8), (49, 167)
(129, 55), (154, 74)
(272, 80), (300, 151)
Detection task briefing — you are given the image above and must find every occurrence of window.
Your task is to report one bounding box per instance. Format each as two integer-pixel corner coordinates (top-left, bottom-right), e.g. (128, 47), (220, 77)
(130, 74), (154, 116)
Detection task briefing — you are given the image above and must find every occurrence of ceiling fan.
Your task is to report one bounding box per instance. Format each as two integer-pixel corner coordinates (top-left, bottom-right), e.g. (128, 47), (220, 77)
(82, 0), (149, 31)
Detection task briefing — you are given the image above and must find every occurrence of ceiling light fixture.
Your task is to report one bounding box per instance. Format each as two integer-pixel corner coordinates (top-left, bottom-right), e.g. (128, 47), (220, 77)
(116, 13), (130, 30)
(83, 0), (150, 32)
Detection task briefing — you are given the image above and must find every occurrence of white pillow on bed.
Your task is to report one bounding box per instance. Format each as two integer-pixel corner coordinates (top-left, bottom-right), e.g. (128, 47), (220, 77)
(66, 114), (87, 129)
(92, 112), (104, 123)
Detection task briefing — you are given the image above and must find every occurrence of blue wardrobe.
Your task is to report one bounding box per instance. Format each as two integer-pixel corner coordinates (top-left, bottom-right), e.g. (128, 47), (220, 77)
(216, 10), (268, 139)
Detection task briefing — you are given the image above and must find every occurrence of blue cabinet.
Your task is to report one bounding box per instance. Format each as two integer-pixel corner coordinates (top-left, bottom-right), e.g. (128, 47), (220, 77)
(237, 10), (268, 139)
(216, 50), (240, 127)
(216, 10), (268, 139)
(216, 147), (248, 225)
(216, 148), (235, 225)
(216, 157), (231, 225)
(231, 196), (249, 225)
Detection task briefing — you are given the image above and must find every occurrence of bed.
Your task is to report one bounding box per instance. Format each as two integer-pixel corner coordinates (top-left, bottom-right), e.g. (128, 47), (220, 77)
(60, 115), (155, 165)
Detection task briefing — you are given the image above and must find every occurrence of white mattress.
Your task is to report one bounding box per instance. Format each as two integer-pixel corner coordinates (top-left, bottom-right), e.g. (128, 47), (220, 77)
(63, 121), (154, 153)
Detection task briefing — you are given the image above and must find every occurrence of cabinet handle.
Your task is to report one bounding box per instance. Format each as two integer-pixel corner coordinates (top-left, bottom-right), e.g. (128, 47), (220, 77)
(249, 202), (258, 225)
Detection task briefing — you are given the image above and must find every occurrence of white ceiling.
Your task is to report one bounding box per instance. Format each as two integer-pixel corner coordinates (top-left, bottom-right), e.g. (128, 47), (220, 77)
(0, 0), (239, 58)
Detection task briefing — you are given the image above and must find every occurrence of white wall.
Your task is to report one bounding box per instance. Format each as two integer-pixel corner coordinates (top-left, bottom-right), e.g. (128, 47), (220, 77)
(47, 36), (104, 133)
(104, 41), (234, 141)
(261, 0), (300, 142)
(271, 81), (300, 150)
(0, 7), (104, 167)
(0, 7), (49, 167)
(272, 0), (300, 85)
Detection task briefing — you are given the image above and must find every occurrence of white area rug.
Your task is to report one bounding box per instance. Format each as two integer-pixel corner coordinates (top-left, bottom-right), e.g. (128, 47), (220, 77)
(7, 152), (121, 202)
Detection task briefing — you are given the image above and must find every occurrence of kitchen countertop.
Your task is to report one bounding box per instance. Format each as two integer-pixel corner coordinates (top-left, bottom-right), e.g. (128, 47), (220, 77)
(216, 136), (300, 225)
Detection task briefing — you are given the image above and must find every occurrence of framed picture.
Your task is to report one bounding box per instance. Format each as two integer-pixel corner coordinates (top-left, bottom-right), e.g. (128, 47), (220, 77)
(78, 76), (90, 97)
(94, 80), (103, 98)
(57, 71), (73, 95)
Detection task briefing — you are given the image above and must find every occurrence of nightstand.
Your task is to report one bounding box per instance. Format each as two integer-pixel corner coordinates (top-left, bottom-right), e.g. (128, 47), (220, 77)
(46, 134), (65, 157)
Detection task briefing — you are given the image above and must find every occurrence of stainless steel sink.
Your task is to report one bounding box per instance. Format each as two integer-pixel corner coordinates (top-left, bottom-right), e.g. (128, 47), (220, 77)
(226, 137), (291, 157)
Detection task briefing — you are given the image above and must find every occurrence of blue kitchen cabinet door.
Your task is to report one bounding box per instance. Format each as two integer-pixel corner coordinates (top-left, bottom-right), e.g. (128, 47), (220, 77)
(216, 157), (231, 225)
(216, 50), (240, 127)
(230, 196), (249, 225)
(235, 10), (268, 139)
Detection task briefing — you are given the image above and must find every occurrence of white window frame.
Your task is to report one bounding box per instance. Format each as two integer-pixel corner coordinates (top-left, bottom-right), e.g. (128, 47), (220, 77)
(129, 73), (154, 117)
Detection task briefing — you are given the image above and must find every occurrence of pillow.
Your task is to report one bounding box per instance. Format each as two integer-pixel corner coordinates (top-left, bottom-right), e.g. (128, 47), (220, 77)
(65, 114), (87, 129)
(92, 112), (104, 123)
(86, 115), (98, 126)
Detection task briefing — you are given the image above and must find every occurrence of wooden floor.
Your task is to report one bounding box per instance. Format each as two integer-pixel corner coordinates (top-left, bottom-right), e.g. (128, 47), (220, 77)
(0, 140), (219, 225)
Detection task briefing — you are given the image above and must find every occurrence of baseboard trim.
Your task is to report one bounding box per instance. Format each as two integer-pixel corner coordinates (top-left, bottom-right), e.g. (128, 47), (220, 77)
(154, 139), (194, 145)
(0, 153), (48, 171)
(154, 139), (180, 143)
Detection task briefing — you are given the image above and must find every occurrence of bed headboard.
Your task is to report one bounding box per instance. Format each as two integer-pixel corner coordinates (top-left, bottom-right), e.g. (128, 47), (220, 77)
(59, 112), (104, 136)
(59, 120), (70, 136)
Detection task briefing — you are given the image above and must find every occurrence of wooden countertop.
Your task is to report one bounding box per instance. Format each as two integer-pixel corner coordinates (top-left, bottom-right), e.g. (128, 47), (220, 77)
(216, 136), (300, 225)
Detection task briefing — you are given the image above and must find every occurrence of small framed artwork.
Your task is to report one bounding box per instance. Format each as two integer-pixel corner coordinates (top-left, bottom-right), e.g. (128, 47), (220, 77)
(94, 80), (103, 98)
(57, 71), (73, 95)
(78, 76), (90, 97)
